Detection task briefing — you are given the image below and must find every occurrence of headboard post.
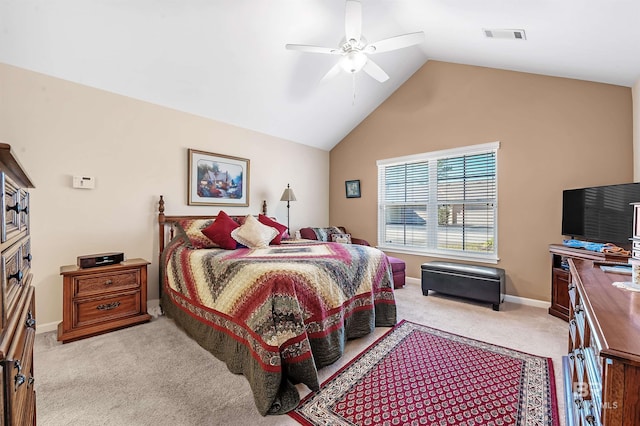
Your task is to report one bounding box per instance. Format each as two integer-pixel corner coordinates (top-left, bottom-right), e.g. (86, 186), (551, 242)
(158, 195), (165, 261)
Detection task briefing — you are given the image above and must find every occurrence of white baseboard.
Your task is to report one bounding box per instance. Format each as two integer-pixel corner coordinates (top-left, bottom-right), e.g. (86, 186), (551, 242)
(36, 321), (58, 334)
(503, 294), (550, 309)
(404, 276), (550, 309)
(36, 298), (162, 335)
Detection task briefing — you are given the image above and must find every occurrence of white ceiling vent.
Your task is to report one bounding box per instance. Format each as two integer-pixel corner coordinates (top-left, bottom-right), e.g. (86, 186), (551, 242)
(483, 29), (526, 40)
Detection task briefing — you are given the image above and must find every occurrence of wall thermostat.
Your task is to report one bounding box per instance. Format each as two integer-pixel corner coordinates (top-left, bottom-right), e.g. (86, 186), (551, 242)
(72, 176), (95, 189)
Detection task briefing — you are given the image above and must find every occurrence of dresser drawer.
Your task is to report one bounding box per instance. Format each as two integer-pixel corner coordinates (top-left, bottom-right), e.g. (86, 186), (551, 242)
(1, 241), (30, 326)
(74, 291), (141, 328)
(1, 173), (21, 243)
(74, 270), (140, 298)
(18, 190), (29, 234)
(7, 329), (35, 426)
(20, 238), (31, 273)
(4, 286), (35, 426)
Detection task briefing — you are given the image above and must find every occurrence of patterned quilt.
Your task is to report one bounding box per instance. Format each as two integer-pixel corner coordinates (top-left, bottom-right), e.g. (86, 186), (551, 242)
(161, 238), (396, 416)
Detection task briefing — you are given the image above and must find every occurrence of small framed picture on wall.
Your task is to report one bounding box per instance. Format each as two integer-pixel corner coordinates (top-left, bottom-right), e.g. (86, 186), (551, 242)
(345, 180), (361, 198)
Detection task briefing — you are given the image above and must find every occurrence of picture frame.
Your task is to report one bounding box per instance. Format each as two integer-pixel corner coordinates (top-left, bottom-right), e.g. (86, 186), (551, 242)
(345, 179), (361, 198)
(188, 149), (250, 206)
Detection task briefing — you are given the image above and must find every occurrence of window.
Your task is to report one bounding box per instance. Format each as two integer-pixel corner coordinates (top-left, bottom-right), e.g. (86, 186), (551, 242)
(377, 142), (499, 263)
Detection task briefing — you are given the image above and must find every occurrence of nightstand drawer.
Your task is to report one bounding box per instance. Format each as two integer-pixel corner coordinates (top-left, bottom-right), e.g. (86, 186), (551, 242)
(75, 291), (141, 328)
(74, 270), (140, 297)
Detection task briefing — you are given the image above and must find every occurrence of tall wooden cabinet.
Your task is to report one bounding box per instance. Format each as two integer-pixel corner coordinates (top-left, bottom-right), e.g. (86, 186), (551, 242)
(564, 258), (640, 425)
(0, 143), (36, 425)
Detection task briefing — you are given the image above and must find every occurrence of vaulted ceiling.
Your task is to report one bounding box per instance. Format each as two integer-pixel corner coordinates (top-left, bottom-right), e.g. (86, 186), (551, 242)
(2, 0), (639, 151)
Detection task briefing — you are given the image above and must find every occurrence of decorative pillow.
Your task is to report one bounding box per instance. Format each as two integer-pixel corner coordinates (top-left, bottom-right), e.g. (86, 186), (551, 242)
(331, 233), (352, 244)
(310, 226), (343, 242)
(175, 219), (217, 248)
(258, 214), (288, 245)
(231, 215), (278, 249)
(201, 211), (240, 250)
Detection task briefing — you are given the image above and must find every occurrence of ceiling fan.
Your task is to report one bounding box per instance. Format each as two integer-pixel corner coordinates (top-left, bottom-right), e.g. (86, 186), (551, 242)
(285, 0), (425, 83)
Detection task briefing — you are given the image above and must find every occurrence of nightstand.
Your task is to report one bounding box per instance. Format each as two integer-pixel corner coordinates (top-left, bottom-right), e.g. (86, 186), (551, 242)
(57, 258), (151, 343)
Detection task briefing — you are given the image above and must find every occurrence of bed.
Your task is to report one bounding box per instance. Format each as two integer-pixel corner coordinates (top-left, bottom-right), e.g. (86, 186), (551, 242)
(157, 196), (397, 415)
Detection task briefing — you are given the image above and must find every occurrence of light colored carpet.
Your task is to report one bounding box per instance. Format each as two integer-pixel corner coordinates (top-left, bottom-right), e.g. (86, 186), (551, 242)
(35, 282), (568, 426)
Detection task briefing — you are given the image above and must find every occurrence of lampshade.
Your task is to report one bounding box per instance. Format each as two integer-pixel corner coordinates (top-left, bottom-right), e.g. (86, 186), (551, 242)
(340, 51), (367, 74)
(280, 184), (297, 202)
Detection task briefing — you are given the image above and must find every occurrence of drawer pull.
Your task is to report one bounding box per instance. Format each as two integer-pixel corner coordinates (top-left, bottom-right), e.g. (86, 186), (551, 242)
(568, 284), (576, 291)
(14, 360), (25, 389)
(575, 304), (583, 314)
(105, 279), (113, 285)
(6, 202), (20, 213)
(25, 310), (36, 328)
(28, 376), (34, 387)
(15, 374), (25, 388)
(8, 270), (23, 284)
(23, 253), (32, 262)
(21, 205), (28, 215)
(97, 301), (121, 311)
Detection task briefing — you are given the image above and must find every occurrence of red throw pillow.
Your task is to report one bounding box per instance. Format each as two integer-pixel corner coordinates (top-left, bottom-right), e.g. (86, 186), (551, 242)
(201, 211), (240, 250)
(258, 214), (288, 245)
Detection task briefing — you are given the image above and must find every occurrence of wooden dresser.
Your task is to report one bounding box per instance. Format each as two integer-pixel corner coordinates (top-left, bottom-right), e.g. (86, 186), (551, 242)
(58, 259), (151, 343)
(564, 258), (640, 425)
(0, 143), (36, 425)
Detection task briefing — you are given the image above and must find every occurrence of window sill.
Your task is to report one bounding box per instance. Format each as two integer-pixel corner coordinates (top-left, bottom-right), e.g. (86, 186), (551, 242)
(376, 245), (499, 265)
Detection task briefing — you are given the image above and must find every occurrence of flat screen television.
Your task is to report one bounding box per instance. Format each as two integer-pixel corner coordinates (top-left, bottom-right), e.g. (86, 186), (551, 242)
(562, 182), (640, 248)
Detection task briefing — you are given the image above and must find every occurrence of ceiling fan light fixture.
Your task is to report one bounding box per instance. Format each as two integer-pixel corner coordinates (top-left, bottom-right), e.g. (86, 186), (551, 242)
(285, 0), (424, 84)
(340, 50), (367, 73)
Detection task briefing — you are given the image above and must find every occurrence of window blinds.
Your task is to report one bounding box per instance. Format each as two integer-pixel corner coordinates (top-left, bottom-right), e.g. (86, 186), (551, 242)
(377, 142), (498, 261)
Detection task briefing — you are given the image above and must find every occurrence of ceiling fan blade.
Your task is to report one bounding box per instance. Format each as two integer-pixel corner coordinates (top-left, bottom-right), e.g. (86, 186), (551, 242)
(362, 59), (389, 83)
(344, 0), (362, 42)
(365, 32), (425, 54)
(321, 62), (343, 82)
(285, 44), (340, 54)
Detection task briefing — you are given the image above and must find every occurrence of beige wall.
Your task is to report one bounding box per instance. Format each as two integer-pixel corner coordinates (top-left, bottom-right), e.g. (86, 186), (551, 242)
(330, 61), (633, 302)
(0, 63), (330, 330)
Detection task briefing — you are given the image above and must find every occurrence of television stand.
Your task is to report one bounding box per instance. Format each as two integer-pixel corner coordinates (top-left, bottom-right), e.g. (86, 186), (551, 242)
(548, 243), (629, 322)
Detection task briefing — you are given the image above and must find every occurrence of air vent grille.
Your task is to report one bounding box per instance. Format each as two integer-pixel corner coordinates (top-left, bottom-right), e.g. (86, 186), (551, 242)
(483, 29), (526, 40)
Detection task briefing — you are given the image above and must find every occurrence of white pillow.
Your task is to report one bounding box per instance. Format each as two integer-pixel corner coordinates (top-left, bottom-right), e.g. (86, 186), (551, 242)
(231, 215), (279, 248)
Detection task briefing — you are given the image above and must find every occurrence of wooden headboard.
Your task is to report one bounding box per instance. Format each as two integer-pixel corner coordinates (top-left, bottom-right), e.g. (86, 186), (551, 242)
(157, 195), (268, 259)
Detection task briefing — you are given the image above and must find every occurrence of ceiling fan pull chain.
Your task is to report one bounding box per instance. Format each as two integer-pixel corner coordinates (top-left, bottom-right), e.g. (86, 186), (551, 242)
(352, 73), (356, 105)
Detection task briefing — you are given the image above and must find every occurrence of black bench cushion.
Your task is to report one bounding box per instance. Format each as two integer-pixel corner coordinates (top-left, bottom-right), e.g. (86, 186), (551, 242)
(421, 261), (505, 280)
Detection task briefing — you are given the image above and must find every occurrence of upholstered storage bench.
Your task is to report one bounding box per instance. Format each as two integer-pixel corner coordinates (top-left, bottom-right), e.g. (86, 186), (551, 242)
(387, 256), (405, 289)
(421, 261), (505, 311)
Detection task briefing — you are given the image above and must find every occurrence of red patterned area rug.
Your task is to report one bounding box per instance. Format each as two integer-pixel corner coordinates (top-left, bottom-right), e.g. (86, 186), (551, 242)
(289, 320), (559, 426)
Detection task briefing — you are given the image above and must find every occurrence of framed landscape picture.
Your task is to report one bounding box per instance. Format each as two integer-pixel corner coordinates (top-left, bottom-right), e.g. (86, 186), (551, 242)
(345, 179), (361, 198)
(188, 149), (250, 206)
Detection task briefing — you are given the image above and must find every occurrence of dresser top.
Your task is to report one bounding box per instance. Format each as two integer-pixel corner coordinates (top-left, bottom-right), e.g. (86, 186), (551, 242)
(0, 143), (34, 188)
(570, 258), (640, 365)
